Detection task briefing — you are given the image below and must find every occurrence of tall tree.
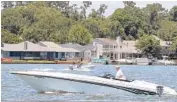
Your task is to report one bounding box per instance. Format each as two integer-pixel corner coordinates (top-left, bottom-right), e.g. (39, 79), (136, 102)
(88, 9), (98, 18)
(157, 20), (177, 41)
(170, 37), (177, 53)
(80, 1), (92, 19)
(46, 1), (70, 18)
(1, 29), (22, 44)
(97, 4), (108, 18)
(110, 6), (146, 39)
(70, 4), (80, 21)
(143, 3), (166, 32)
(170, 6), (177, 22)
(69, 24), (92, 45)
(123, 1), (136, 8)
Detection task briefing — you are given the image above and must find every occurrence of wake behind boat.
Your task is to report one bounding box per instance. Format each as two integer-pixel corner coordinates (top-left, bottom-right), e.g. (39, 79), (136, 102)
(11, 71), (177, 96)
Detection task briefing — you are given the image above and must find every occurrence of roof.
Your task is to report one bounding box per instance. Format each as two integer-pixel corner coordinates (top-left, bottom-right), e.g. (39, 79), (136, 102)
(39, 41), (80, 52)
(2, 41), (80, 52)
(83, 43), (96, 51)
(2, 41), (52, 52)
(93, 38), (117, 45)
(60, 43), (82, 48)
(39, 41), (61, 48)
(60, 43), (85, 51)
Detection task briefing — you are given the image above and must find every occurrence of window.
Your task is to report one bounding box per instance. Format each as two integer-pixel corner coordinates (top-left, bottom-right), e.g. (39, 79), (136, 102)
(55, 52), (58, 58)
(10, 52), (21, 57)
(24, 52), (33, 57)
(75, 52), (80, 57)
(66, 52), (74, 58)
(33, 52), (40, 57)
(103, 45), (109, 49)
(61, 52), (65, 58)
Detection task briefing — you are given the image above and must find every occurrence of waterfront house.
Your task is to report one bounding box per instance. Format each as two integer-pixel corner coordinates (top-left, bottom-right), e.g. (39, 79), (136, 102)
(60, 43), (91, 59)
(152, 35), (174, 58)
(91, 37), (141, 61)
(38, 41), (80, 60)
(92, 38), (118, 60)
(83, 43), (98, 59)
(1, 41), (80, 60)
(120, 40), (140, 59)
(1, 41), (52, 60)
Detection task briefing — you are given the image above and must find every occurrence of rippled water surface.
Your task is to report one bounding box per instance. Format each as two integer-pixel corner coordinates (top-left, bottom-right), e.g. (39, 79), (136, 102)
(1, 64), (177, 102)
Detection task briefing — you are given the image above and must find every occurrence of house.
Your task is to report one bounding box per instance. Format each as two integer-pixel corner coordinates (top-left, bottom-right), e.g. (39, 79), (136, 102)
(1, 41), (52, 60)
(152, 35), (173, 57)
(83, 43), (101, 59)
(38, 41), (80, 60)
(92, 37), (120, 60)
(60, 43), (92, 59)
(91, 37), (141, 60)
(120, 40), (140, 59)
(1, 41), (80, 60)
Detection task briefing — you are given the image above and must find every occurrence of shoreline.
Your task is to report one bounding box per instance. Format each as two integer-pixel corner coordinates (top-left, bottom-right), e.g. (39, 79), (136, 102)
(1, 60), (89, 64)
(1, 60), (177, 65)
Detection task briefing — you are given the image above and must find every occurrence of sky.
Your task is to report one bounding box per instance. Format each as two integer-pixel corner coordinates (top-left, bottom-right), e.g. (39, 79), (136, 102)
(70, 1), (177, 17)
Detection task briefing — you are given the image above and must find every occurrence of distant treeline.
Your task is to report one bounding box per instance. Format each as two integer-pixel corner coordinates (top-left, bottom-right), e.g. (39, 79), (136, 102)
(1, 1), (177, 47)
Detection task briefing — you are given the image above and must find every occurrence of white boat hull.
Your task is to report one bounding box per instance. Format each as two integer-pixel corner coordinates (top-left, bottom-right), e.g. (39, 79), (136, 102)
(16, 74), (127, 94)
(11, 71), (177, 96)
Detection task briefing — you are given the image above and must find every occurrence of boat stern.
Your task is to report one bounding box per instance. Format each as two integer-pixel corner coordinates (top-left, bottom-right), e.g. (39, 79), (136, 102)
(163, 86), (177, 96)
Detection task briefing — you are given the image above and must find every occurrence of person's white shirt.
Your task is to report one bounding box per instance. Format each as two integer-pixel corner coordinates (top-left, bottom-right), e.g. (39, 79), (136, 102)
(115, 66), (126, 80)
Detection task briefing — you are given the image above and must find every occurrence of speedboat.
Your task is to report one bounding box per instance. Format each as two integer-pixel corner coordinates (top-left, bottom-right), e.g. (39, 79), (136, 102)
(83, 62), (95, 68)
(11, 71), (177, 96)
(64, 62), (95, 71)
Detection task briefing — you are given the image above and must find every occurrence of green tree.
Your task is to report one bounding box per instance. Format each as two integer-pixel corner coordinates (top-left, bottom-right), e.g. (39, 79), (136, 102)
(142, 3), (166, 32)
(88, 9), (98, 18)
(80, 1), (92, 19)
(123, 1), (136, 8)
(69, 24), (92, 45)
(110, 6), (146, 39)
(136, 34), (161, 57)
(69, 4), (80, 21)
(1, 29), (22, 44)
(2, 7), (30, 35)
(157, 20), (177, 41)
(170, 6), (177, 22)
(97, 4), (108, 18)
(82, 18), (112, 38)
(170, 37), (177, 52)
(1, 1), (177, 49)
(45, 1), (70, 18)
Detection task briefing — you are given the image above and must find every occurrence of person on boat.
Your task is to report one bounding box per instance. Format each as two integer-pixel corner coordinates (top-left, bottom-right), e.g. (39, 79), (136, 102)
(115, 65), (126, 80)
(72, 62), (77, 69)
(69, 65), (73, 70)
(77, 58), (84, 68)
(88, 58), (92, 64)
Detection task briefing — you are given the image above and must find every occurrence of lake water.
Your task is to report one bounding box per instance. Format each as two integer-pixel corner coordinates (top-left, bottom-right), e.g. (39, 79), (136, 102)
(1, 64), (177, 102)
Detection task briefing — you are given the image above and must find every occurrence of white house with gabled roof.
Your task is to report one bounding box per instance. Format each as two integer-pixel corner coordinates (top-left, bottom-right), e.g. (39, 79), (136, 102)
(38, 41), (80, 60)
(1, 41), (80, 60)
